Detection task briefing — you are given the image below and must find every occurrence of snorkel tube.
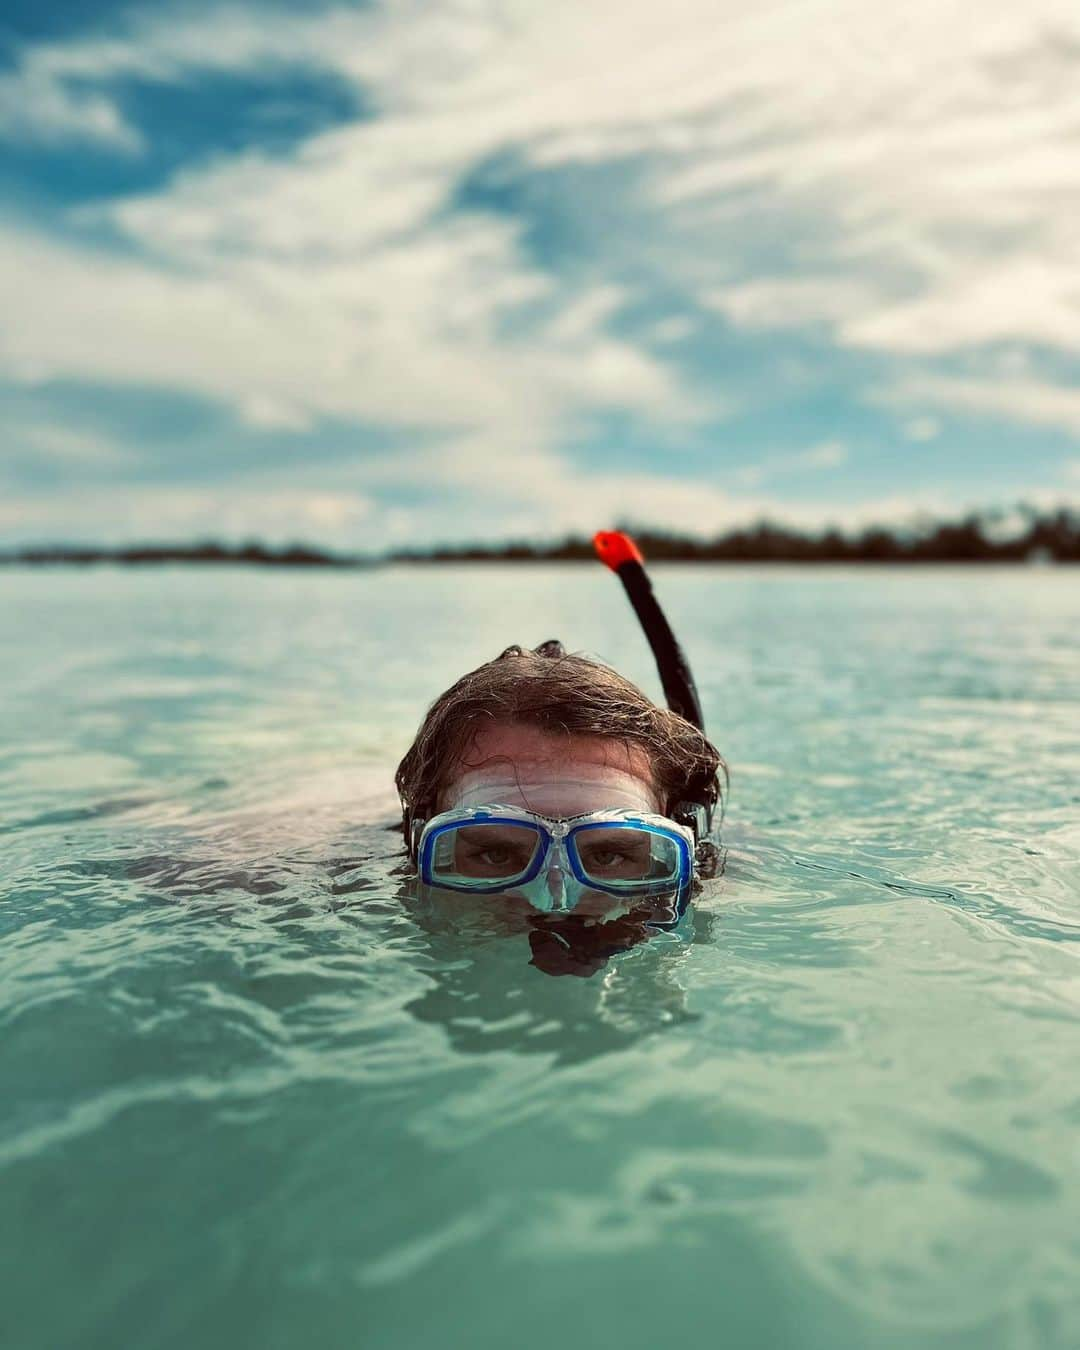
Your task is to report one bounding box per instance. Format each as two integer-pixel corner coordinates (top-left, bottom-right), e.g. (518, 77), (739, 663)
(593, 531), (704, 730)
(593, 530), (716, 844)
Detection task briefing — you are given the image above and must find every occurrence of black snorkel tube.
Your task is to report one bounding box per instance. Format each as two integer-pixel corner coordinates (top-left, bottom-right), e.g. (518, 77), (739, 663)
(593, 530), (717, 845)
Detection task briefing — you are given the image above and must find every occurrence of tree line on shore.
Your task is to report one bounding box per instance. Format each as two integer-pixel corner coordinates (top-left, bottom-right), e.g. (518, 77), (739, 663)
(3, 506), (1078, 566)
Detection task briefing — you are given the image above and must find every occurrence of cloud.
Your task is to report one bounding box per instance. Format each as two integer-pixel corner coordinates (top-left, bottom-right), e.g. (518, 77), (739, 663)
(706, 278), (888, 332)
(877, 375), (1080, 437)
(736, 441), (848, 487)
(3, 408), (1070, 551)
(0, 0), (728, 455)
(0, 219), (702, 440)
(350, 432), (863, 546)
(798, 442), (847, 470)
(650, 316), (698, 344)
(0, 451), (947, 550)
(0, 7), (368, 150)
(903, 417), (941, 443)
(641, 6), (1080, 374)
(0, 481), (374, 545)
(840, 259), (1080, 355)
(13, 421), (131, 466)
(42, 1), (1080, 373)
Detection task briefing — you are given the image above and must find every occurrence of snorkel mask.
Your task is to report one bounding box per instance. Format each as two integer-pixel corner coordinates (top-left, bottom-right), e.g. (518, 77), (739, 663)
(415, 805), (695, 917)
(409, 530), (718, 929)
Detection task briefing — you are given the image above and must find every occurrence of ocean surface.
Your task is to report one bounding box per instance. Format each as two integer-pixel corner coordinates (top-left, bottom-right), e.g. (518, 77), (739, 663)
(2, 563), (1078, 1350)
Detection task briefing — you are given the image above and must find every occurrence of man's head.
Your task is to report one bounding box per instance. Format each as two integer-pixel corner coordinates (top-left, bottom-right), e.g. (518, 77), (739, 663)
(395, 641), (724, 856)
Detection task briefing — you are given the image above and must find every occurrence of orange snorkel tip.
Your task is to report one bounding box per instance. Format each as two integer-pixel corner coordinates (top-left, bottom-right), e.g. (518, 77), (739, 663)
(592, 530), (644, 571)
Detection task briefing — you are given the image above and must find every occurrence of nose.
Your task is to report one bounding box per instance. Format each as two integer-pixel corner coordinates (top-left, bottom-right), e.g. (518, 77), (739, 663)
(545, 865), (570, 911)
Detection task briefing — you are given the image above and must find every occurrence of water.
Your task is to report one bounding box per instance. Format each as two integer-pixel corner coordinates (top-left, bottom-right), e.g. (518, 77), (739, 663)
(2, 563), (1078, 1350)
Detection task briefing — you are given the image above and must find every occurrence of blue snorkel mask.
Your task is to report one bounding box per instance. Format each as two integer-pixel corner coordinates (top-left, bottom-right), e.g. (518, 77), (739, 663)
(415, 804), (696, 923)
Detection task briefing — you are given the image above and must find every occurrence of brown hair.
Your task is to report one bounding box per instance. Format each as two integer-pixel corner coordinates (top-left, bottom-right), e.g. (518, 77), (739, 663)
(395, 641), (725, 853)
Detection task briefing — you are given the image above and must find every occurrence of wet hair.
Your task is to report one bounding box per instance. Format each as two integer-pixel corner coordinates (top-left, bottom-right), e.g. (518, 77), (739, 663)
(395, 640), (726, 857)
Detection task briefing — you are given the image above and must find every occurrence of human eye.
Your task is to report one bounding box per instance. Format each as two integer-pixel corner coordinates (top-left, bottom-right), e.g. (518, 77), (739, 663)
(452, 825), (537, 878)
(474, 844), (518, 867)
(583, 847), (623, 869)
(585, 846), (629, 868)
(577, 830), (652, 879)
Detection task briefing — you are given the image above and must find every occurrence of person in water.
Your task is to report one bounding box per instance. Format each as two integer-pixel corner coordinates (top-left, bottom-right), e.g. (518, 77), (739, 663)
(395, 639), (725, 939)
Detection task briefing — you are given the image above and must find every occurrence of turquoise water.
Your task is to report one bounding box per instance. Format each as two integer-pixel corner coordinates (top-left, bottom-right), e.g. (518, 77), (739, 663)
(3, 564), (1079, 1350)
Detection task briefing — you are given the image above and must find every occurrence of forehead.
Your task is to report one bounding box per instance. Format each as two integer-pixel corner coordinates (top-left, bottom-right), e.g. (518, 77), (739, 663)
(439, 722), (660, 814)
(457, 722), (655, 777)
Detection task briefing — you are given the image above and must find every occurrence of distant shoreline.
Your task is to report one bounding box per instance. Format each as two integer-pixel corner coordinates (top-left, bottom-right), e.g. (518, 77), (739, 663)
(6, 556), (1073, 568)
(2, 508), (1078, 567)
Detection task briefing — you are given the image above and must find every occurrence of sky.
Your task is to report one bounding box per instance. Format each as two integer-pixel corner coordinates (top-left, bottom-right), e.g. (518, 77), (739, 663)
(2, 0), (1080, 549)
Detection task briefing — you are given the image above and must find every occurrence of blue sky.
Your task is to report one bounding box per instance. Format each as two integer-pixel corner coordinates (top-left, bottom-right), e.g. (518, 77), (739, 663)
(2, 0), (1080, 547)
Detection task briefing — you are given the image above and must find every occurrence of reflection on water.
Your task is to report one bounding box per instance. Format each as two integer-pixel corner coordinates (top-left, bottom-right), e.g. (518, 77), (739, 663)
(2, 565), (1080, 1350)
(400, 878), (708, 1056)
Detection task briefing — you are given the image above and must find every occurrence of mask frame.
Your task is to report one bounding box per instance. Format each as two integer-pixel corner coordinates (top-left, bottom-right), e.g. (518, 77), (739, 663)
(413, 805), (696, 914)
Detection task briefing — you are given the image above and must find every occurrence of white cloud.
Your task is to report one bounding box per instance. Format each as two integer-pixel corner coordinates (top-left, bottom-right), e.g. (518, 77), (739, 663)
(1, 0), (732, 456)
(640, 5), (1080, 372)
(5, 417), (1073, 550)
(878, 374), (1080, 437)
(0, 218), (700, 438)
(841, 258), (1080, 355)
(0, 7), (369, 149)
(736, 441), (848, 487)
(798, 441), (847, 470)
(904, 417), (941, 442)
(0, 482), (374, 546)
(706, 278), (889, 332)
(0, 454), (926, 550)
(13, 421), (131, 466)
(650, 316), (697, 344)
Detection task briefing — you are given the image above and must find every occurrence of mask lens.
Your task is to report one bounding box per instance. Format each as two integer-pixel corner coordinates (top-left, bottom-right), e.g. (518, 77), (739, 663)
(570, 824), (682, 889)
(429, 821), (542, 889)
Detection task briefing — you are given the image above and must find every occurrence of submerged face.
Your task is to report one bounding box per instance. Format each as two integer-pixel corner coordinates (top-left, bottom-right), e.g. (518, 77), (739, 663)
(430, 722), (676, 918)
